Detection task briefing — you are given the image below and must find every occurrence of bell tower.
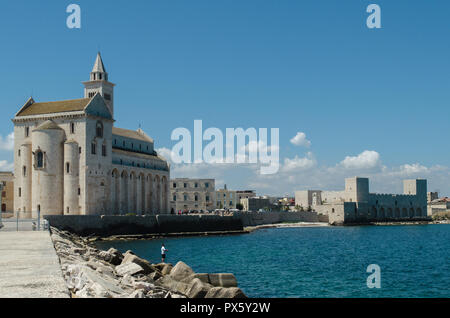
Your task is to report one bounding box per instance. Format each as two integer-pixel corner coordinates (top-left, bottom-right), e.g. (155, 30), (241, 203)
(83, 52), (115, 116)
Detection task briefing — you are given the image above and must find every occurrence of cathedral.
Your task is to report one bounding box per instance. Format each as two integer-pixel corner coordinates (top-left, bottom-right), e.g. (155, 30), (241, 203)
(12, 53), (170, 218)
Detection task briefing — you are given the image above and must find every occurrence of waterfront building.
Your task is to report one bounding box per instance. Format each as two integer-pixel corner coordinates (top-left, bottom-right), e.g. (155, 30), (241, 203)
(427, 191), (439, 203)
(216, 185), (237, 210)
(428, 197), (450, 215)
(170, 178), (215, 213)
(0, 172), (14, 216)
(295, 177), (428, 225)
(12, 53), (170, 218)
(240, 197), (272, 212)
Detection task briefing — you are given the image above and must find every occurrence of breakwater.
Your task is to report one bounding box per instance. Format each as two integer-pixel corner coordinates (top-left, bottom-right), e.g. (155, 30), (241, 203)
(44, 211), (326, 237)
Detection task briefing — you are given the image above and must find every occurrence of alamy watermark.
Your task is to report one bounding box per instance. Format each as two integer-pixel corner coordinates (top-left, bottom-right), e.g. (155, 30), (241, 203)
(170, 120), (279, 175)
(366, 264), (381, 289)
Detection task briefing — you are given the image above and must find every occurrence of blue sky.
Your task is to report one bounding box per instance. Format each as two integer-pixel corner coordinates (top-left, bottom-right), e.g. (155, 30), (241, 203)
(0, 0), (449, 196)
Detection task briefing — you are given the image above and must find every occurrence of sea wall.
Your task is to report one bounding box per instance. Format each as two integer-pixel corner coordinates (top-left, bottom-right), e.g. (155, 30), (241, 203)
(44, 214), (244, 237)
(234, 211), (325, 227)
(44, 211), (327, 237)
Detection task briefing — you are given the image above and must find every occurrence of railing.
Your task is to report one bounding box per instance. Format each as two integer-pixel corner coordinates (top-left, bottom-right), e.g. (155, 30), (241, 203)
(0, 215), (49, 232)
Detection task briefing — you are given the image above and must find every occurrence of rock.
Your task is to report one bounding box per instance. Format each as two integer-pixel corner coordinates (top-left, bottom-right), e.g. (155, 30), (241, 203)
(161, 263), (173, 276)
(205, 287), (247, 298)
(128, 289), (146, 298)
(90, 282), (112, 298)
(181, 273), (210, 285)
(115, 262), (144, 276)
(119, 274), (134, 287)
(98, 248), (123, 266)
(149, 271), (162, 281)
(132, 281), (155, 292)
(186, 278), (212, 298)
(208, 273), (238, 287)
(156, 275), (190, 296)
(169, 261), (194, 281)
(121, 253), (155, 274)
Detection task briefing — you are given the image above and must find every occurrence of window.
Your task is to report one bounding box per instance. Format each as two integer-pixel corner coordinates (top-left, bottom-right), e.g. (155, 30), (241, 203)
(2, 191), (5, 198)
(205, 183), (209, 188)
(173, 183), (177, 188)
(70, 122), (75, 134)
(123, 141), (125, 147)
(173, 195), (176, 201)
(18, 187), (21, 197)
(79, 147), (82, 154)
(25, 127), (29, 137)
(206, 196), (209, 202)
(184, 183), (187, 188)
(91, 142), (96, 155)
(1, 204), (5, 212)
(36, 151), (44, 168)
(104, 93), (111, 101)
(23, 166), (26, 177)
(66, 207), (70, 214)
(114, 139), (117, 145)
(195, 195), (198, 201)
(18, 149), (21, 157)
(102, 144), (106, 156)
(96, 121), (103, 138)
(230, 201), (233, 206)
(78, 188), (80, 196)
(184, 195), (188, 201)
(66, 162), (70, 174)
(195, 183), (198, 188)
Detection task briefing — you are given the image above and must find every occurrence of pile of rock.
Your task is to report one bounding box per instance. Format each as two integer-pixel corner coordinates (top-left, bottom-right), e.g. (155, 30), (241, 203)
(50, 227), (247, 298)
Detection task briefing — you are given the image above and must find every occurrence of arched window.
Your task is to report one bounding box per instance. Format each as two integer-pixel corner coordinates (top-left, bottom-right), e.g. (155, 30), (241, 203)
(70, 122), (75, 134)
(91, 141), (97, 155)
(36, 151), (44, 168)
(66, 162), (70, 174)
(96, 121), (103, 138)
(23, 166), (26, 177)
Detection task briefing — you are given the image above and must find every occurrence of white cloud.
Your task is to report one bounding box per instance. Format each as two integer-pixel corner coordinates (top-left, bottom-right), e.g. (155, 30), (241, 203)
(290, 132), (311, 147)
(339, 150), (381, 170)
(281, 152), (317, 172)
(0, 160), (13, 171)
(0, 132), (14, 151)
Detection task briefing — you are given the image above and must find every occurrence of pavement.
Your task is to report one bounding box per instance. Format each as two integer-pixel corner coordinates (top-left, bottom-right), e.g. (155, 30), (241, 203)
(0, 231), (70, 298)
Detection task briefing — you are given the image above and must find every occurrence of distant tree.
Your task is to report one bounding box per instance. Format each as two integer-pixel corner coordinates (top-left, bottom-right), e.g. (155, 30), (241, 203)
(236, 203), (244, 211)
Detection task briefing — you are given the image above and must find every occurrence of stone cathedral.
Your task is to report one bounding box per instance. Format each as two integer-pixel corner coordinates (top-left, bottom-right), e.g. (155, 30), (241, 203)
(12, 53), (170, 218)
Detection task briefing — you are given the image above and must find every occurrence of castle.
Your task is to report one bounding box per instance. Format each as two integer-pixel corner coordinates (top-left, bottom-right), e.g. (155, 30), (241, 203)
(295, 177), (428, 225)
(12, 53), (170, 218)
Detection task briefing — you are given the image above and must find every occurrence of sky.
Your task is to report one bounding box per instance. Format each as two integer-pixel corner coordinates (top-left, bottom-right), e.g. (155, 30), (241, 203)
(0, 0), (449, 196)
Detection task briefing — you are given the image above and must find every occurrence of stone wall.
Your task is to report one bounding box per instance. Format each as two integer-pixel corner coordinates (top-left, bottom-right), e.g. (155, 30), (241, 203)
(45, 211), (327, 236)
(44, 214), (243, 237)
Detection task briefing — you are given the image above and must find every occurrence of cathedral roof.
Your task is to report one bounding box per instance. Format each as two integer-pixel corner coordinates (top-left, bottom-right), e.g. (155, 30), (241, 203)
(112, 127), (154, 143)
(16, 98), (91, 117)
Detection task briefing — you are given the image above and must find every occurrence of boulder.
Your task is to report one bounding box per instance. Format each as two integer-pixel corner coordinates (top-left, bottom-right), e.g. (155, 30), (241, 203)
(133, 281), (155, 292)
(181, 273), (210, 285)
(149, 271), (162, 281)
(98, 248), (123, 265)
(120, 253), (155, 274)
(169, 261), (194, 281)
(161, 263), (173, 276)
(186, 278), (212, 298)
(116, 262), (144, 276)
(208, 273), (238, 287)
(156, 275), (190, 296)
(205, 287), (247, 298)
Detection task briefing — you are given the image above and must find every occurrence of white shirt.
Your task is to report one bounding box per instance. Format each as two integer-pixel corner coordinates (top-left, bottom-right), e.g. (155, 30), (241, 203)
(161, 246), (167, 254)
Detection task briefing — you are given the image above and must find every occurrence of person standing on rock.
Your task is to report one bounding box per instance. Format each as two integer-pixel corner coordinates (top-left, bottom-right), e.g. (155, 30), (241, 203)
(161, 243), (168, 263)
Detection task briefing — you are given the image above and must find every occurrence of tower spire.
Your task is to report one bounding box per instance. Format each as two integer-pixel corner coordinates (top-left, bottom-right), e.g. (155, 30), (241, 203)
(90, 52), (108, 81)
(83, 52), (115, 116)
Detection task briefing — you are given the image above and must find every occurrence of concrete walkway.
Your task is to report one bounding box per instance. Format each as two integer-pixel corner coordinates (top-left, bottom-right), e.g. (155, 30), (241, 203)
(0, 231), (69, 298)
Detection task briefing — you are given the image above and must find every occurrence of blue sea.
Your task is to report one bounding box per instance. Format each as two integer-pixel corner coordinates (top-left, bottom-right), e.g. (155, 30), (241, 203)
(95, 224), (450, 298)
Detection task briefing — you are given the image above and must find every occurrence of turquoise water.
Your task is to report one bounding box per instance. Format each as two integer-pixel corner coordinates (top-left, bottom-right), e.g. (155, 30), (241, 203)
(96, 224), (450, 298)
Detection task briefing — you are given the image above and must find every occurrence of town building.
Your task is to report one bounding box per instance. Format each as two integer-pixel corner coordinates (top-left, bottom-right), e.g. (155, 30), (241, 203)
(295, 177), (428, 225)
(216, 185), (237, 210)
(12, 53), (170, 218)
(170, 178), (215, 212)
(427, 191), (439, 203)
(428, 197), (450, 215)
(0, 172), (14, 216)
(240, 197), (272, 212)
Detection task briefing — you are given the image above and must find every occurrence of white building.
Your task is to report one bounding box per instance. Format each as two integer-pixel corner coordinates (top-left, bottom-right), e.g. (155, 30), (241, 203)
(295, 177), (428, 224)
(170, 178), (215, 212)
(12, 53), (170, 218)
